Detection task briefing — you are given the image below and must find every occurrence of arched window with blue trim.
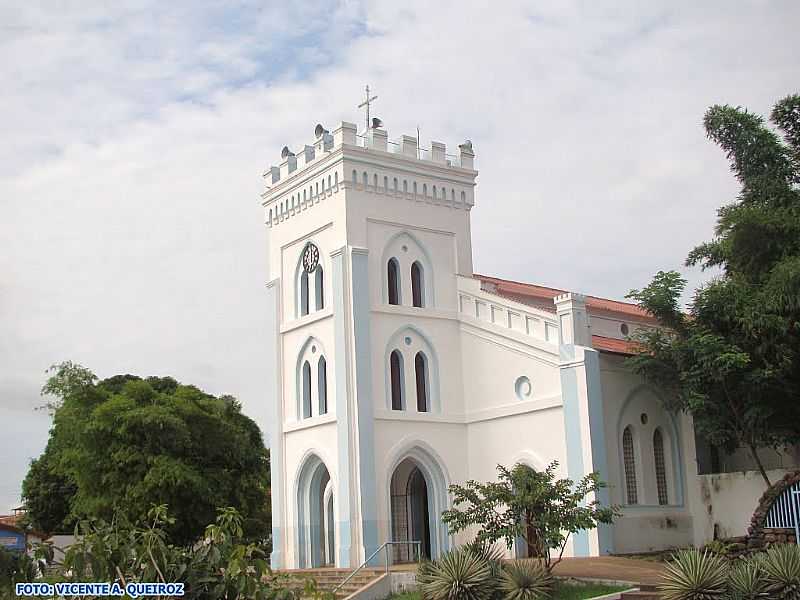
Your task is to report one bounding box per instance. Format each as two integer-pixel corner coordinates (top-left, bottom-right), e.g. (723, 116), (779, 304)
(302, 361), (312, 419)
(318, 357), (327, 415)
(415, 352), (429, 412)
(387, 258), (401, 305)
(390, 350), (404, 410)
(411, 261), (424, 308)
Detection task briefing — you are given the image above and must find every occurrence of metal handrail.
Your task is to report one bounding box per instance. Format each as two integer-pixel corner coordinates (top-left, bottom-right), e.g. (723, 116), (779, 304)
(332, 541), (422, 594)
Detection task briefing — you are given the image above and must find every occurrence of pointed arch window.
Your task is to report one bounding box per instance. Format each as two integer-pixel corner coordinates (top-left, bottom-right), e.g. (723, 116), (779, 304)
(622, 426), (638, 505)
(411, 261), (424, 308)
(387, 258), (401, 305)
(654, 429), (668, 505)
(302, 361), (312, 419)
(415, 352), (429, 412)
(390, 351), (404, 410)
(318, 357), (328, 415)
(300, 271), (310, 316)
(315, 266), (324, 310)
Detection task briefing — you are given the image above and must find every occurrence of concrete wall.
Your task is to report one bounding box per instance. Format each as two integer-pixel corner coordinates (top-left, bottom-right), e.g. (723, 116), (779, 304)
(688, 467), (793, 543)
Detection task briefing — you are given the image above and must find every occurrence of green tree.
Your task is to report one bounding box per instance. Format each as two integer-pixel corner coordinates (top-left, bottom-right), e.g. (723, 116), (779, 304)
(20, 446), (77, 534)
(22, 362), (271, 545)
(626, 94), (800, 488)
(441, 462), (618, 572)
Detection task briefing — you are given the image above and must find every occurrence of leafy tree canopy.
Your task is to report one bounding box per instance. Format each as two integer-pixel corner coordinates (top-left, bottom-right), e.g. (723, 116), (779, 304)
(22, 362), (270, 545)
(441, 462), (618, 572)
(626, 94), (800, 487)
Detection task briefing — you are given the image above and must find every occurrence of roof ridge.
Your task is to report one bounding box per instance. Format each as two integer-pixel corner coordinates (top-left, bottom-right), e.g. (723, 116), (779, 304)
(473, 273), (656, 322)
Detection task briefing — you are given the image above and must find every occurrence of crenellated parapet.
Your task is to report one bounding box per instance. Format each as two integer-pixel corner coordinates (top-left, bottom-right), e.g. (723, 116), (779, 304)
(261, 121), (478, 228)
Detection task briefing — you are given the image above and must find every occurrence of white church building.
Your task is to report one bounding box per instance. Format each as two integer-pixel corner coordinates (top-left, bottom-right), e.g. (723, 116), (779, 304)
(261, 118), (789, 570)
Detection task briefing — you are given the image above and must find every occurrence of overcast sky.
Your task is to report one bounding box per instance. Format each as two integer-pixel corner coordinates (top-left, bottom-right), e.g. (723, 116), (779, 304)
(1, 1), (798, 514)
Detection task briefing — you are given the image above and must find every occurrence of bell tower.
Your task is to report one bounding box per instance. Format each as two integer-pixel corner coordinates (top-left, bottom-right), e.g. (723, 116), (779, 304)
(262, 117), (477, 569)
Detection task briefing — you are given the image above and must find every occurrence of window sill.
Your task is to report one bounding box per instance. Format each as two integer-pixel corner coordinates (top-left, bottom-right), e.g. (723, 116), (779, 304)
(281, 308), (333, 333)
(372, 305), (457, 320)
(284, 413), (337, 432)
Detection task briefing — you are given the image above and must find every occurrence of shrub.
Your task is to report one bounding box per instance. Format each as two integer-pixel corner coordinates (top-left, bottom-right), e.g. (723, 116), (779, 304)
(760, 543), (800, 599)
(702, 540), (733, 557)
(659, 549), (728, 600)
(419, 547), (493, 600)
(728, 559), (770, 600)
(500, 560), (553, 600)
(59, 504), (313, 600)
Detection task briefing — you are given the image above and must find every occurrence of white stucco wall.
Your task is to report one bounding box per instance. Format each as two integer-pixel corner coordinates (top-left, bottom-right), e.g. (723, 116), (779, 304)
(599, 354), (694, 553)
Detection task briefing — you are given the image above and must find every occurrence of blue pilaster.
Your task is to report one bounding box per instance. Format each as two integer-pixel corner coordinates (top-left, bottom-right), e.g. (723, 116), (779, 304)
(266, 280), (284, 569)
(559, 344), (613, 556)
(331, 248), (353, 567)
(350, 248), (380, 563)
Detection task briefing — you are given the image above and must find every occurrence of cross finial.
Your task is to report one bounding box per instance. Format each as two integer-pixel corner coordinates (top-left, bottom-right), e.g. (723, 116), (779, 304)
(357, 85), (378, 134)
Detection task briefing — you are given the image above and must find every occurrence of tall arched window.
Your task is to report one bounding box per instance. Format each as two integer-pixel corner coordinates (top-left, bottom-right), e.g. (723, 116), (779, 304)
(622, 427), (638, 505)
(352, 169), (357, 183)
(415, 352), (429, 412)
(318, 357), (328, 415)
(315, 266), (324, 310)
(387, 258), (401, 305)
(390, 351), (404, 410)
(653, 429), (668, 505)
(300, 271), (310, 316)
(362, 172), (368, 186)
(302, 361), (312, 419)
(411, 261), (424, 308)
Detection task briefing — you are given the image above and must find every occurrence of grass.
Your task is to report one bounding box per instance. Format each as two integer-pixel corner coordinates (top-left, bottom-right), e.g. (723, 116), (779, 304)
(552, 580), (630, 599)
(385, 580), (630, 600)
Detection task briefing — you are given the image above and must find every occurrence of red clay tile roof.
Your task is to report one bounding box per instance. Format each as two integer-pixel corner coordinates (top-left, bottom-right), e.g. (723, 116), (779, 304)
(474, 274), (657, 323)
(0, 514), (21, 527)
(591, 335), (640, 355)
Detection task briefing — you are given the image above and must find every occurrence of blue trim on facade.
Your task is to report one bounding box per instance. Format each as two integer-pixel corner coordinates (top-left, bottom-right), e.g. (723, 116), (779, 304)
(559, 351), (590, 557)
(584, 349), (614, 555)
(266, 282), (284, 569)
(350, 250), (380, 564)
(331, 250), (352, 567)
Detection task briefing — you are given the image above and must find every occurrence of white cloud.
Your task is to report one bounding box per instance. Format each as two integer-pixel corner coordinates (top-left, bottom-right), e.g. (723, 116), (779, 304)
(1, 0), (798, 512)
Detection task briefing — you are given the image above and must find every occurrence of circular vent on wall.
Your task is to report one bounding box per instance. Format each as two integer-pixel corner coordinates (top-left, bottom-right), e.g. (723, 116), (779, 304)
(515, 376), (532, 400)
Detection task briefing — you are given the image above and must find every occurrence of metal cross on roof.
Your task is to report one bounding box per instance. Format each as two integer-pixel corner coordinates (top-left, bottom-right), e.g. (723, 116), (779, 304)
(358, 85), (378, 134)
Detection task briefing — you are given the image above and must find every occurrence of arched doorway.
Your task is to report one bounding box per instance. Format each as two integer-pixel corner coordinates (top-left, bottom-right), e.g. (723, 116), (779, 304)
(390, 459), (433, 562)
(296, 454), (335, 568)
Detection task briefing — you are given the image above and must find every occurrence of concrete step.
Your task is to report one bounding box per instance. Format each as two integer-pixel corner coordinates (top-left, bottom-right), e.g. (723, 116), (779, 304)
(280, 567), (385, 598)
(620, 592), (660, 600)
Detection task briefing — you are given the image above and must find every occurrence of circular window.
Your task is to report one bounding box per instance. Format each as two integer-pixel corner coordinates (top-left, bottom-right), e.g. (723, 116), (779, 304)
(514, 376), (532, 400)
(620, 323), (629, 335)
(311, 345), (316, 354)
(404, 336), (412, 346)
(401, 245), (408, 252)
(640, 413), (648, 425)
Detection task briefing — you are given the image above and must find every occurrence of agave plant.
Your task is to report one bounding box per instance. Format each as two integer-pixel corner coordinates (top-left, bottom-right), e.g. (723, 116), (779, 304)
(659, 549), (728, 600)
(420, 547), (494, 600)
(418, 559), (436, 600)
(729, 558), (770, 600)
(465, 543), (507, 600)
(760, 544), (800, 600)
(500, 560), (553, 600)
